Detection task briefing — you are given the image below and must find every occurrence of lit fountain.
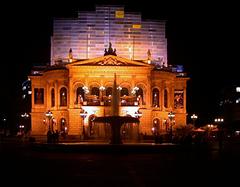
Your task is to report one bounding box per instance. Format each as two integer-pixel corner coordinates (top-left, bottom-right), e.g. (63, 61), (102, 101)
(93, 74), (139, 144)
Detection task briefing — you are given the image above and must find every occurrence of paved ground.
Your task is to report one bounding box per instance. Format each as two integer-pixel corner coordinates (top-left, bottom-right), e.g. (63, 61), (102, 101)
(0, 138), (239, 186)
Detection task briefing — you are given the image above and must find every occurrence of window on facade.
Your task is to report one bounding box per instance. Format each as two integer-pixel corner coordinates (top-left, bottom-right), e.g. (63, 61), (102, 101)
(60, 87), (67, 106)
(164, 89), (168, 108)
(121, 87), (129, 96)
(34, 88), (44, 104)
(174, 90), (184, 109)
(136, 87), (144, 105)
(106, 87), (113, 96)
(91, 87), (100, 96)
(152, 88), (159, 107)
(76, 87), (85, 104)
(51, 88), (55, 107)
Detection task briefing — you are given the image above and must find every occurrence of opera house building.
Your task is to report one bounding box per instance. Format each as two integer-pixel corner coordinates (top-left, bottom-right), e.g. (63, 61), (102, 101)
(29, 5), (189, 141)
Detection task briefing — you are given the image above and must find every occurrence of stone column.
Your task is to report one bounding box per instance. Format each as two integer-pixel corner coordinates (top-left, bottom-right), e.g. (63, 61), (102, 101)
(55, 81), (59, 109)
(146, 75), (152, 108)
(46, 81), (50, 109)
(170, 82), (175, 110)
(69, 77), (74, 109)
(183, 86), (187, 113)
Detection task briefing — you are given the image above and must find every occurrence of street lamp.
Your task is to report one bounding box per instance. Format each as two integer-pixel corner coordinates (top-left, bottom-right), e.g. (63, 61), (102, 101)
(134, 109), (142, 141)
(214, 117), (224, 134)
(207, 124), (214, 139)
(191, 113), (198, 126)
(45, 110), (53, 131)
(2, 117), (7, 136)
(21, 112), (29, 118)
(168, 111), (175, 143)
(19, 125), (25, 136)
(80, 107), (88, 139)
(214, 118), (224, 123)
(21, 112), (30, 133)
(214, 117), (224, 150)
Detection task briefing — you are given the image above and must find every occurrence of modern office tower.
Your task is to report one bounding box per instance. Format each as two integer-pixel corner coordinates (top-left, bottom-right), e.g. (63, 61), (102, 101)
(51, 5), (167, 66)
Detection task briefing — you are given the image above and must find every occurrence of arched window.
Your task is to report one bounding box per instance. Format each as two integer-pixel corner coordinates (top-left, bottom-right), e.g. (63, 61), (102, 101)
(91, 87), (100, 96)
(105, 87), (113, 105)
(106, 87), (113, 96)
(60, 87), (67, 106)
(136, 87), (144, 105)
(76, 87), (85, 104)
(152, 88), (159, 107)
(34, 88), (44, 104)
(164, 89), (168, 108)
(120, 87), (129, 96)
(51, 88), (55, 107)
(153, 118), (160, 135)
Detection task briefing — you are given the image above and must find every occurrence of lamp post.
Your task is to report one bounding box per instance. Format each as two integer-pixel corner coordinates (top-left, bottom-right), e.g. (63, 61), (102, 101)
(45, 110), (53, 132)
(19, 125), (25, 136)
(168, 111), (175, 143)
(2, 117), (7, 136)
(21, 112), (30, 133)
(207, 124), (214, 138)
(191, 113), (198, 127)
(214, 118), (224, 124)
(214, 118), (224, 131)
(214, 117), (224, 150)
(21, 112), (30, 118)
(134, 109), (142, 141)
(80, 107), (88, 139)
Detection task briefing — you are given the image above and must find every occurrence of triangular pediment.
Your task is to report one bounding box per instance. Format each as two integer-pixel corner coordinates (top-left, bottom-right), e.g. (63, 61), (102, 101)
(66, 55), (152, 67)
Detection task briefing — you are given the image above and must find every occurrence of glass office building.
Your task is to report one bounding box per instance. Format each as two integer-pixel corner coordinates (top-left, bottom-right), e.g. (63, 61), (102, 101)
(51, 5), (167, 65)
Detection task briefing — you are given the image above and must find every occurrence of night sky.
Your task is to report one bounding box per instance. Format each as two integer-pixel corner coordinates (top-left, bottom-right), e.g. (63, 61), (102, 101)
(1, 0), (239, 128)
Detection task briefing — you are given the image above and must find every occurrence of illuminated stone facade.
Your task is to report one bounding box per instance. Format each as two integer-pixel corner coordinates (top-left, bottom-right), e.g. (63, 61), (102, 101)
(29, 5), (189, 141)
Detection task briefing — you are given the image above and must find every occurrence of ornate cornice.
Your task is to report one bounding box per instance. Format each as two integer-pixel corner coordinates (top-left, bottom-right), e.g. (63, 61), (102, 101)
(66, 55), (152, 67)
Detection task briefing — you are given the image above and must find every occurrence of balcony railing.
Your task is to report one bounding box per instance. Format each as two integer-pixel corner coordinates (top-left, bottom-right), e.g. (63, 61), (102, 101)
(74, 95), (140, 107)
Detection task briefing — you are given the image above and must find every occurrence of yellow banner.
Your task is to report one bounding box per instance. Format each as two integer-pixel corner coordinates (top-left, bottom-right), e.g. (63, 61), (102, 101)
(115, 10), (124, 18)
(132, 24), (141, 29)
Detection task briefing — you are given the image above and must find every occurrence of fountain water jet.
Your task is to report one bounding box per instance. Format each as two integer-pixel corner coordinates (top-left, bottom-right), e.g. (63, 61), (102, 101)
(93, 74), (139, 144)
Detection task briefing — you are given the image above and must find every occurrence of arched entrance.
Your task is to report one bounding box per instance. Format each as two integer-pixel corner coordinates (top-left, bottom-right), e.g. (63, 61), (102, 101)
(152, 118), (160, 135)
(60, 118), (68, 138)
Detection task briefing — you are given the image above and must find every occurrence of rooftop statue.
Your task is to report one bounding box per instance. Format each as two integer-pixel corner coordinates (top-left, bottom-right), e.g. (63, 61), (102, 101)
(104, 42), (117, 56)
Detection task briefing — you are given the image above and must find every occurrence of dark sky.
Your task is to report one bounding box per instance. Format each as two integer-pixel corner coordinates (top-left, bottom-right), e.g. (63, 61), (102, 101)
(1, 0), (239, 126)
